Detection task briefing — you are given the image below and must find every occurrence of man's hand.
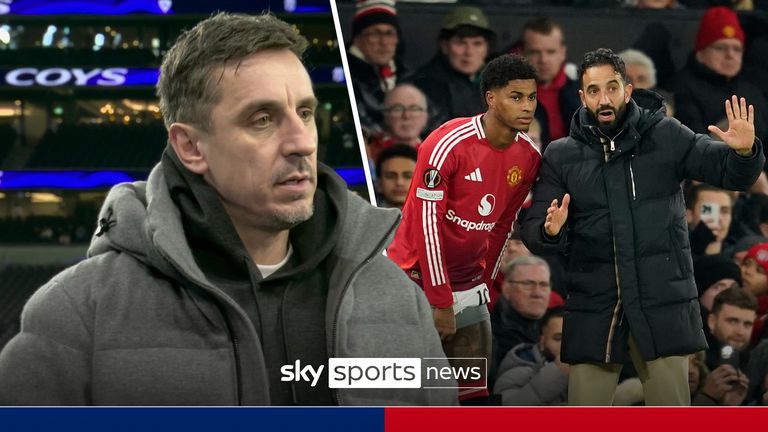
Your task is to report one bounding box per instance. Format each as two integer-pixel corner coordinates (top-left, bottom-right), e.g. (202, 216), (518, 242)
(432, 306), (456, 341)
(701, 364), (748, 405)
(721, 373), (749, 406)
(544, 193), (570, 237)
(708, 95), (756, 156)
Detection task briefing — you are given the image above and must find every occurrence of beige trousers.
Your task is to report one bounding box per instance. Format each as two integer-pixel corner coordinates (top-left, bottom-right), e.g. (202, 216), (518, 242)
(568, 336), (690, 406)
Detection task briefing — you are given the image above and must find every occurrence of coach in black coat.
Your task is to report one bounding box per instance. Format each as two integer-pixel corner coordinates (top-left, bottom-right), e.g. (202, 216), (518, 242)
(520, 49), (764, 405)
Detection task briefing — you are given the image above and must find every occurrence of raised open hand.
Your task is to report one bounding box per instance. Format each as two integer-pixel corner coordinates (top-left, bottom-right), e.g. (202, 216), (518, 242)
(544, 193), (570, 237)
(708, 95), (756, 156)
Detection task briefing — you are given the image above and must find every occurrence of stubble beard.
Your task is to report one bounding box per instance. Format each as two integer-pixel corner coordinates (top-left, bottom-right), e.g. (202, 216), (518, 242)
(270, 201), (315, 230)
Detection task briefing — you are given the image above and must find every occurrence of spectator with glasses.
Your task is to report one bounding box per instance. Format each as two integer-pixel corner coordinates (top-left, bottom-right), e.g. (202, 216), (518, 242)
(347, 0), (410, 135)
(675, 7), (768, 145)
(367, 84), (428, 163)
(491, 256), (553, 387)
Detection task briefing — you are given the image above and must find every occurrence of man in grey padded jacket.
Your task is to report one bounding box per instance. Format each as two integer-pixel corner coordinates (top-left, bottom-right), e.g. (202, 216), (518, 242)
(0, 12), (456, 406)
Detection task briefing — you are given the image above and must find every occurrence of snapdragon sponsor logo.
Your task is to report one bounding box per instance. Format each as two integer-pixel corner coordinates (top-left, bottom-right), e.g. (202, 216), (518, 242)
(280, 358), (486, 389)
(445, 209), (495, 232)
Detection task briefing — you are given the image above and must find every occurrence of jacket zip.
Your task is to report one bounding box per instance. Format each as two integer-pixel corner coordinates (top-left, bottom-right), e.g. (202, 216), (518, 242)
(157, 250), (256, 406)
(600, 129), (626, 363)
(222, 315), (244, 405)
(329, 218), (400, 405)
(605, 238), (623, 363)
(629, 158), (637, 200)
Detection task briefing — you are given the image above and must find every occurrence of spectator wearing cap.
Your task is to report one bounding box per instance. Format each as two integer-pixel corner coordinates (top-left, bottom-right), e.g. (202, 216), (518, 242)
(409, 6), (495, 131)
(675, 6), (768, 146)
(347, 0), (410, 134)
(519, 17), (580, 144)
(732, 235), (767, 265)
(740, 243), (768, 343)
(694, 254), (742, 314)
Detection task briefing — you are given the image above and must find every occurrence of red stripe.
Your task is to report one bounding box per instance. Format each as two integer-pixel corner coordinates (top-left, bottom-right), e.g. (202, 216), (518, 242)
(354, 7), (396, 19)
(385, 408), (768, 432)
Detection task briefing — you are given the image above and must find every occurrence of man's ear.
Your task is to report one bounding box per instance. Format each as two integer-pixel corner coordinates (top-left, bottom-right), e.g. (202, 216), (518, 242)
(578, 89), (586, 107)
(707, 312), (716, 334)
(168, 123), (208, 175)
(624, 83), (634, 103)
(485, 90), (495, 110)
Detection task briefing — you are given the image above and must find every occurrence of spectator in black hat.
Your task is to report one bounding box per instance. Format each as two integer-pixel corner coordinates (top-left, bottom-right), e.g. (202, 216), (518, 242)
(731, 234), (767, 266)
(694, 254), (742, 339)
(409, 6), (495, 131)
(347, 0), (411, 134)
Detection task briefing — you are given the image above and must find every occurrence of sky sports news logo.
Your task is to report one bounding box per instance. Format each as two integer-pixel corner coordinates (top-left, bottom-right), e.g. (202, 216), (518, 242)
(280, 358), (486, 389)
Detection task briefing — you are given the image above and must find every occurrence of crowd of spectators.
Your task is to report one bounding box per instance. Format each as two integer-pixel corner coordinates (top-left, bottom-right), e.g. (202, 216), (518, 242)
(346, 0), (768, 405)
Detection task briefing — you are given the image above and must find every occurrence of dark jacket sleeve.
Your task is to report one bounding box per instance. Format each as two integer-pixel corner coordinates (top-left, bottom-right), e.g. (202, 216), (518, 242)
(0, 277), (91, 405)
(520, 143), (568, 256)
(667, 117), (766, 190)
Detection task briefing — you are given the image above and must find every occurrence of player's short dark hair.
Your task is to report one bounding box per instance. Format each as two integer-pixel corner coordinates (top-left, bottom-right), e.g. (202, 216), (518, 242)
(712, 287), (758, 316)
(376, 144), (418, 178)
(578, 48), (627, 88)
(480, 53), (538, 95)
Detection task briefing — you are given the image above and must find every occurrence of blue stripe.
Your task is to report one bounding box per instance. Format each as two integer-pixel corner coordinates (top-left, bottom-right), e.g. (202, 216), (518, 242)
(0, 168), (367, 189)
(0, 407), (384, 432)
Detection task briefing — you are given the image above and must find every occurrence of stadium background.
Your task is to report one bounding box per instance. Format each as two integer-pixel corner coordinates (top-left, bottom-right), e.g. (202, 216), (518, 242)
(0, 0), (363, 349)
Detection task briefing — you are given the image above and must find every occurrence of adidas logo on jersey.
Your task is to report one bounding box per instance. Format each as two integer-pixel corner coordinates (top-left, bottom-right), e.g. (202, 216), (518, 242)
(464, 168), (483, 182)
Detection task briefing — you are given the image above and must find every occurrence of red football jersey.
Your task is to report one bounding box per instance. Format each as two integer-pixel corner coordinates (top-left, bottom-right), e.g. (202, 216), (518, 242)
(387, 114), (542, 308)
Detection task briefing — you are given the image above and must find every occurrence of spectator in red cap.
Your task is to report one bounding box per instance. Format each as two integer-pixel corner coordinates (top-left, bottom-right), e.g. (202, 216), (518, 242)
(740, 243), (768, 343)
(347, 0), (411, 134)
(675, 6), (768, 146)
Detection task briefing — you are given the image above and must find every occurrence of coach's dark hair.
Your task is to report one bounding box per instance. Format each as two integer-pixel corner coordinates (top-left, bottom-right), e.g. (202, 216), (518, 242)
(376, 144), (418, 179)
(578, 48), (627, 88)
(480, 54), (538, 95)
(158, 12), (308, 132)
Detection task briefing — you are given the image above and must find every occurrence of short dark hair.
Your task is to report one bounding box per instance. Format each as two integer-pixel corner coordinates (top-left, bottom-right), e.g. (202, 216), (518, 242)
(521, 16), (564, 44)
(376, 144), (417, 178)
(541, 306), (564, 329)
(578, 48), (627, 88)
(480, 53), (538, 95)
(685, 184), (736, 210)
(158, 12), (308, 131)
(712, 287), (758, 316)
